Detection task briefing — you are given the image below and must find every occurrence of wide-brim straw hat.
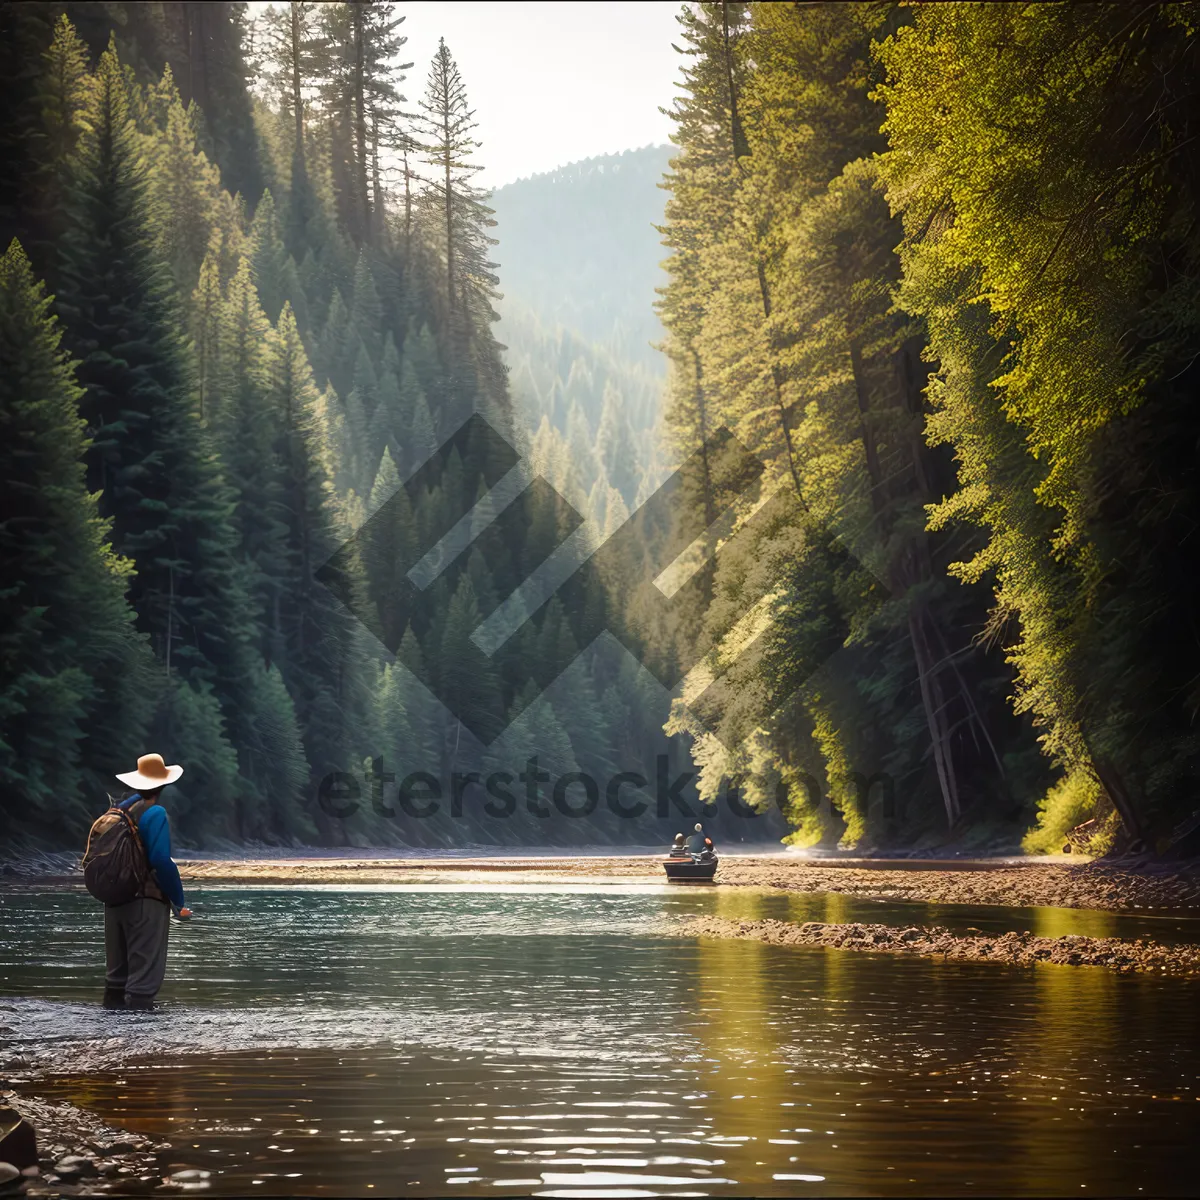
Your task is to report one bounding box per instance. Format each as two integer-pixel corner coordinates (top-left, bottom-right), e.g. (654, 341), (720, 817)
(115, 753), (184, 790)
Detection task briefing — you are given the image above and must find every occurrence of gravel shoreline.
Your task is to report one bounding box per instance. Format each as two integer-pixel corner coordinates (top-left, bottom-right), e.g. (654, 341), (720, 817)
(151, 853), (1200, 913)
(8, 853), (1200, 912)
(714, 857), (1200, 912)
(1, 1091), (188, 1196)
(666, 914), (1200, 976)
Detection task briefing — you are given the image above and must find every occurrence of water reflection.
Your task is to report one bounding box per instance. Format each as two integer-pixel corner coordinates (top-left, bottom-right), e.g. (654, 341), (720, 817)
(2, 886), (1199, 1195)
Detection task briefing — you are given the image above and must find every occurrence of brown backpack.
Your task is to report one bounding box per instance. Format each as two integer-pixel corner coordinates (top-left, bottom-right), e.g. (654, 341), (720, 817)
(82, 797), (153, 906)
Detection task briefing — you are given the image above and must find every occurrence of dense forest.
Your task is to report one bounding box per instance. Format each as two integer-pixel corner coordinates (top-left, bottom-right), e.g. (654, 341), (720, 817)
(0, 0), (731, 850)
(2, 1), (1198, 858)
(658, 1), (1200, 856)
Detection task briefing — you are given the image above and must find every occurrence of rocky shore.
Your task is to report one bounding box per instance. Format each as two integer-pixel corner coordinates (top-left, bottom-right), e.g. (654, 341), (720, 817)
(159, 853), (1200, 912)
(667, 914), (1200, 975)
(713, 856), (1200, 912)
(0, 1093), (192, 1197)
(7, 848), (1200, 913)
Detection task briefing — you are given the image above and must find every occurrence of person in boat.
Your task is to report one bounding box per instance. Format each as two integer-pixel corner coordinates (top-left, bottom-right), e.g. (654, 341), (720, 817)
(670, 832), (687, 856)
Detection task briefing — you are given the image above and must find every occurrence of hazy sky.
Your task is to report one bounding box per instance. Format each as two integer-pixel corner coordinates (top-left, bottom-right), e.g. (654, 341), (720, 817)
(398, 2), (683, 187)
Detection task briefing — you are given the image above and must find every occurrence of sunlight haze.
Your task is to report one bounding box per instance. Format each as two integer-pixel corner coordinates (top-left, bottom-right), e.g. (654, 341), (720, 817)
(399, 1), (682, 186)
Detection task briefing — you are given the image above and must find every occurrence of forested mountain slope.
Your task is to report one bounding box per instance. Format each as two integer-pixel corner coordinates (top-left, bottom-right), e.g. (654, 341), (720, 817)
(491, 149), (674, 535)
(491, 147), (672, 374)
(0, 2), (735, 850)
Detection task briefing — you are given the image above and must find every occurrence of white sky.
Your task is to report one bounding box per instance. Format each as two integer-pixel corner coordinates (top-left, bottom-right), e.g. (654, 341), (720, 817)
(396, 2), (683, 187)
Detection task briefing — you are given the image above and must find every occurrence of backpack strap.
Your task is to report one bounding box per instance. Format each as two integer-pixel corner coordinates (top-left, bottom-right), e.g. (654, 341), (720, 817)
(122, 796), (166, 903)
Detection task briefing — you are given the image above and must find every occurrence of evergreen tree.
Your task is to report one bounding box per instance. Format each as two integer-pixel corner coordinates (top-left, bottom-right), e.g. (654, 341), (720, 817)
(33, 15), (94, 277)
(250, 188), (305, 324)
(139, 68), (224, 294)
(190, 245), (223, 423)
(259, 0), (322, 248)
(596, 384), (641, 506)
(351, 249), (384, 358)
(167, 2), (265, 208)
(240, 659), (312, 841)
(316, 285), (354, 394)
(315, 0), (407, 245)
(216, 255), (289, 652)
(0, 240), (153, 835)
(153, 673), (241, 841)
(56, 40), (256, 808)
(374, 658), (415, 794)
(418, 39), (499, 327)
(266, 303), (360, 782)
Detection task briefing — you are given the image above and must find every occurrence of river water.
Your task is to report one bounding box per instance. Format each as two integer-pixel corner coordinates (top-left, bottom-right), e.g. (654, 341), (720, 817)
(2, 883), (1199, 1196)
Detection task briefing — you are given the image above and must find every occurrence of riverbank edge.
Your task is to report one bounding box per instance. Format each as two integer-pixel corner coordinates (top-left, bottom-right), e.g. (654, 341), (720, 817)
(664, 915), (1200, 976)
(5, 853), (1200, 912)
(1, 1090), (182, 1196)
(105, 855), (1200, 913)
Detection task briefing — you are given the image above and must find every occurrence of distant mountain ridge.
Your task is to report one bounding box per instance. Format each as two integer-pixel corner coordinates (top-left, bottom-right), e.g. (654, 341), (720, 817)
(491, 145), (673, 373)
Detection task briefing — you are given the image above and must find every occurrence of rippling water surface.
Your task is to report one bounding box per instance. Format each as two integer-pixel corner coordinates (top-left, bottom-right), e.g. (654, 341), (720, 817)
(2, 884), (1200, 1196)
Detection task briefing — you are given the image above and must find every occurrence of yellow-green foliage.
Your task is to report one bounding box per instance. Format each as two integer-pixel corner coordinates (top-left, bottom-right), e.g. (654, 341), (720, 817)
(877, 2), (1200, 839)
(807, 700), (865, 848)
(778, 764), (828, 850)
(1021, 769), (1103, 856)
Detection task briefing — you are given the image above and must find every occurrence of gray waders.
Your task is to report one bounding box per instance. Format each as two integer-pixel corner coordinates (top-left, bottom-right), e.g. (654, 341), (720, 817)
(104, 897), (170, 1007)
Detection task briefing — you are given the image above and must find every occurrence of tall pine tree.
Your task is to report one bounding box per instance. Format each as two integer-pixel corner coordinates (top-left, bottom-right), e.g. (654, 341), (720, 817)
(0, 240), (153, 836)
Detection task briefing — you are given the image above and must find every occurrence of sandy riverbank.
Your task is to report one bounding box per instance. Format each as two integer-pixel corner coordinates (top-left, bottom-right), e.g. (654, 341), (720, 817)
(666, 915), (1200, 976)
(151, 853), (1200, 913)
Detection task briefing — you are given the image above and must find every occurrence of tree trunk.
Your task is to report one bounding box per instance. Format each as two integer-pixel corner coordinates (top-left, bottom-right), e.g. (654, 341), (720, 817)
(1088, 749), (1145, 844)
(718, 5), (802, 495)
(720, 2), (751, 160)
(351, 5), (370, 244)
(851, 336), (963, 829)
(181, 3), (212, 114)
(690, 345), (717, 528)
(910, 606), (961, 828)
(850, 340), (886, 517)
(443, 93), (454, 312)
(403, 141), (413, 256)
(371, 112), (384, 244)
(290, 2), (304, 166)
(688, 343), (718, 608)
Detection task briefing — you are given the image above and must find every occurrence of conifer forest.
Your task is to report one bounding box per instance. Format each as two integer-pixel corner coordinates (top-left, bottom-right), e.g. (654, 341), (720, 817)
(2, 0), (1199, 862)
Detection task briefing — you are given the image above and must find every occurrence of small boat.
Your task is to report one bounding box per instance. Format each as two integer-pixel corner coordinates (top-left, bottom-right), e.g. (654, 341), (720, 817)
(663, 826), (718, 882)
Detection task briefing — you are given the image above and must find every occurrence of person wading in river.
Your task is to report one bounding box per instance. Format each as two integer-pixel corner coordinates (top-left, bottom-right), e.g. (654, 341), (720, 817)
(82, 753), (193, 1009)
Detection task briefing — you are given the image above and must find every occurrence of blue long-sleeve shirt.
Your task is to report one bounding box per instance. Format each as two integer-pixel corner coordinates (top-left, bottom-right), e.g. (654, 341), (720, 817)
(119, 794), (186, 910)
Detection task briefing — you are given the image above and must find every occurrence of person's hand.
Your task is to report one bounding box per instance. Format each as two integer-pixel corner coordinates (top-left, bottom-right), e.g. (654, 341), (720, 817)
(175, 907), (193, 920)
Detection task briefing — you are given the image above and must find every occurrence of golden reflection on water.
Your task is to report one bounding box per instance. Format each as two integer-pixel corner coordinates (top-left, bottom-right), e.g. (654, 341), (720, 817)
(1010, 959), (1115, 1193)
(695, 891), (797, 1188)
(1033, 905), (1118, 940)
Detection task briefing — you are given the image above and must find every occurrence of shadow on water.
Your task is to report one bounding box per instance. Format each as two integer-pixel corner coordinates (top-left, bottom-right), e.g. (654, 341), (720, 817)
(3, 885), (1200, 1196)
